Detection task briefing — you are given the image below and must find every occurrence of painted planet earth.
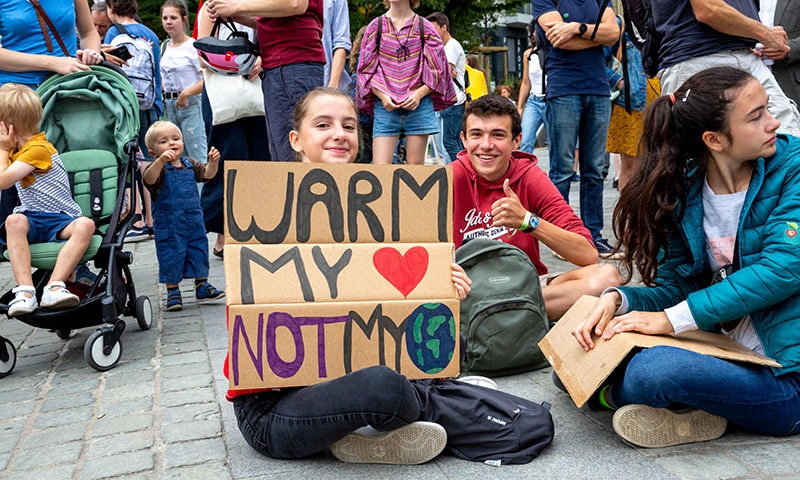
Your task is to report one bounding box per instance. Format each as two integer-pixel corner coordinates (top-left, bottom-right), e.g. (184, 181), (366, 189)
(405, 303), (456, 374)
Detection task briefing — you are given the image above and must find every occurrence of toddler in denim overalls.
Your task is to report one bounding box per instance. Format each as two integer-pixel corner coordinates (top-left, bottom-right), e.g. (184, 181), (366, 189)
(142, 121), (224, 311)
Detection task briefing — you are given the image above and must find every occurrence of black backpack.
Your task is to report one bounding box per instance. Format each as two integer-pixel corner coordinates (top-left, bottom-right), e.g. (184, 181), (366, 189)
(456, 239), (550, 377)
(620, 0), (661, 77)
(413, 379), (554, 464)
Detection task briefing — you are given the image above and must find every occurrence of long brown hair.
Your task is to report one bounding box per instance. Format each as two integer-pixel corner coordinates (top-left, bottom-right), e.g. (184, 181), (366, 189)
(613, 67), (753, 285)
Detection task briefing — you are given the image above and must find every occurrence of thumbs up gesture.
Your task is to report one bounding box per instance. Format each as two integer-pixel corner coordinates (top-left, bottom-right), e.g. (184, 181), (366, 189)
(490, 179), (528, 229)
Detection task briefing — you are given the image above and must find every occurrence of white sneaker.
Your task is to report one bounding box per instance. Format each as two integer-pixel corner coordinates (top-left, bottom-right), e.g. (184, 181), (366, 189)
(456, 375), (498, 390)
(612, 404), (727, 448)
(40, 282), (80, 309)
(330, 421), (447, 465)
(8, 286), (38, 317)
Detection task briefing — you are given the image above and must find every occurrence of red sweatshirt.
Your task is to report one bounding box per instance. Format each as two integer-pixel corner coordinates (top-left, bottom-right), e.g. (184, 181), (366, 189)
(451, 150), (593, 275)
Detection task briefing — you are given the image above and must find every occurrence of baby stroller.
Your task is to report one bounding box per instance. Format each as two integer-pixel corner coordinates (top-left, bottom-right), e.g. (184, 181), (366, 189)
(0, 65), (153, 374)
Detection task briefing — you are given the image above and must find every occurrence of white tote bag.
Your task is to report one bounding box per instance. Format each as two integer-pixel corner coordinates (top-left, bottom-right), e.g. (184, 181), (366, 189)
(203, 69), (266, 125)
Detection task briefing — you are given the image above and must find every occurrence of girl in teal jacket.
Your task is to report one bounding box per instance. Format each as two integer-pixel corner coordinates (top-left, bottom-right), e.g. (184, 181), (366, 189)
(572, 67), (800, 448)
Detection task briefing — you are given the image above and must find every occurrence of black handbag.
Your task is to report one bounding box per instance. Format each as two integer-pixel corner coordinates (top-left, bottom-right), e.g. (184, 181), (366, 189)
(193, 17), (259, 76)
(412, 379), (554, 465)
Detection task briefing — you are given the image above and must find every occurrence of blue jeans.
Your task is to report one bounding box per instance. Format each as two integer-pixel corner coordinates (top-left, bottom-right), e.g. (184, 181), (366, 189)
(430, 112), (450, 164)
(520, 95), (546, 153)
(164, 95), (208, 163)
(233, 366), (421, 459)
(262, 62), (324, 161)
(439, 102), (465, 161)
(545, 95), (611, 241)
(613, 346), (800, 436)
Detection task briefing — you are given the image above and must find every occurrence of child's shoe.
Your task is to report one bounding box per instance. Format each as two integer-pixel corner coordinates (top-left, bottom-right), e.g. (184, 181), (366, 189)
(40, 281), (80, 309)
(196, 282), (225, 302)
(166, 288), (183, 311)
(330, 421), (447, 465)
(8, 286), (38, 317)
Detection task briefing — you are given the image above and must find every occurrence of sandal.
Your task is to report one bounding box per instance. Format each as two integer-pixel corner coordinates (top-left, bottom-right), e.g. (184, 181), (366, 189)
(213, 248), (224, 259)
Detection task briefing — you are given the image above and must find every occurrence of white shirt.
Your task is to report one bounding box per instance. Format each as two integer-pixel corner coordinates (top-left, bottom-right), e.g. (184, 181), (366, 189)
(160, 38), (202, 93)
(444, 37), (466, 105)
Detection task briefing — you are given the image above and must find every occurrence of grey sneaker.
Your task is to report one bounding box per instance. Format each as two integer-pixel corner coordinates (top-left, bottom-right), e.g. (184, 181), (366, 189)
(330, 421), (446, 465)
(612, 404), (727, 448)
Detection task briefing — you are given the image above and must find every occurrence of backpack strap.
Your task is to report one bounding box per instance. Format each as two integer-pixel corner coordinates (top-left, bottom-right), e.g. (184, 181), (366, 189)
(89, 169), (104, 222)
(113, 22), (136, 39)
(28, 0), (69, 56)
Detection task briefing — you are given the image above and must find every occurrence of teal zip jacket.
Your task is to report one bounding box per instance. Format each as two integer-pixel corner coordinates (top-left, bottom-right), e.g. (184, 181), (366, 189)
(619, 135), (800, 375)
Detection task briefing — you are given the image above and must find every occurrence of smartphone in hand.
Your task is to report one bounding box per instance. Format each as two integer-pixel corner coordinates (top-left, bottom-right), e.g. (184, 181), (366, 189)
(107, 45), (133, 61)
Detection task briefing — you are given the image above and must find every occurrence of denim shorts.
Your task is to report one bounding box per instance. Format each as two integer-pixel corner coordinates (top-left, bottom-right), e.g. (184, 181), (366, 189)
(372, 95), (439, 137)
(0, 211), (77, 245)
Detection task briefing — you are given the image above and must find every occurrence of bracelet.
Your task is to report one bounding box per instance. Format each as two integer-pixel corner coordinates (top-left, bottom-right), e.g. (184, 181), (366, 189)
(519, 211), (532, 231)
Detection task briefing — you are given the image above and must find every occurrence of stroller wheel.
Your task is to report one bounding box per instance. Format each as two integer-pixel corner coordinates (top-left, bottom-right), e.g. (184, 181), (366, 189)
(0, 337), (17, 378)
(135, 296), (153, 330)
(84, 329), (122, 371)
(56, 329), (72, 340)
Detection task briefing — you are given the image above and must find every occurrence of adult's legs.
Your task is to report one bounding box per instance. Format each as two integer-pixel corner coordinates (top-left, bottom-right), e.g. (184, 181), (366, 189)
(613, 346), (800, 436)
(439, 102), (465, 160)
(173, 95), (209, 163)
(520, 95), (546, 153)
(372, 136), (400, 165)
(262, 62), (324, 161)
(542, 263), (621, 321)
(545, 95), (581, 201)
(404, 134), (429, 165)
(577, 95), (611, 241)
(233, 366), (421, 459)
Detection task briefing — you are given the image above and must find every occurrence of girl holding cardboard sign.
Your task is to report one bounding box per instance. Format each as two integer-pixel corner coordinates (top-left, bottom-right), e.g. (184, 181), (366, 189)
(572, 67), (800, 448)
(227, 87), (473, 464)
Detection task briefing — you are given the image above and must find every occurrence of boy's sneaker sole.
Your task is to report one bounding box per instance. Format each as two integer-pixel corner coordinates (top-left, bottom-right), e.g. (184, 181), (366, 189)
(330, 421), (446, 465)
(612, 404), (727, 448)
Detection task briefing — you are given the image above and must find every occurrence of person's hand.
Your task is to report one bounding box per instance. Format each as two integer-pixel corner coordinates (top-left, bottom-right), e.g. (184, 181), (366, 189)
(0, 122), (16, 151)
(208, 146), (220, 163)
(77, 49), (104, 66)
(397, 89), (424, 110)
(159, 149), (177, 164)
(601, 310), (673, 340)
(378, 92), (399, 112)
(177, 91), (189, 109)
(762, 46), (789, 61)
(451, 263), (472, 300)
(490, 179), (527, 229)
(761, 26), (789, 52)
(247, 62), (263, 81)
(205, 0), (240, 19)
(52, 57), (91, 75)
(572, 292), (620, 351)
(544, 21), (578, 48)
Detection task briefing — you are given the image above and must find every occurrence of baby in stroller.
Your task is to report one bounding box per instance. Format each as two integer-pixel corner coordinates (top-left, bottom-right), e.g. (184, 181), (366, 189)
(0, 84), (95, 317)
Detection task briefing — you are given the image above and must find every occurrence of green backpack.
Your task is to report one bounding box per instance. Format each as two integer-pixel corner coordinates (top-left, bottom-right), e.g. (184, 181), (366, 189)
(456, 239), (550, 377)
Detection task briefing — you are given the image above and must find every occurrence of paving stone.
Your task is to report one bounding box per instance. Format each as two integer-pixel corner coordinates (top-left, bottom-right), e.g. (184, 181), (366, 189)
(86, 431), (154, 459)
(104, 369), (155, 389)
(654, 454), (751, 480)
(81, 450), (154, 480)
(7, 464), (74, 480)
(13, 440), (82, 470)
(160, 341), (207, 356)
(162, 387), (216, 408)
(161, 361), (212, 379)
(0, 400), (35, 421)
(0, 435), (17, 454)
(164, 461), (232, 480)
(164, 438), (227, 468)
(161, 351), (210, 367)
(33, 405), (94, 429)
(47, 377), (101, 397)
(729, 443), (800, 475)
(162, 419), (221, 443)
(91, 412), (154, 438)
(162, 402), (220, 425)
(41, 392), (96, 413)
(22, 424), (85, 448)
(0, 418), (28, 437)
(161, 373), (214, 392)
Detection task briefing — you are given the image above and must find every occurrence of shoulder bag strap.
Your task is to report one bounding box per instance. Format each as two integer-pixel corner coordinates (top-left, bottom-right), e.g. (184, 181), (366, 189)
(28, 0), (70, 56)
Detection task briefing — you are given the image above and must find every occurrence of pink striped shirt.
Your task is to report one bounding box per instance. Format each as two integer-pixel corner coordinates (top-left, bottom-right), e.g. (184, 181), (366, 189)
(356, 14), (456, 113)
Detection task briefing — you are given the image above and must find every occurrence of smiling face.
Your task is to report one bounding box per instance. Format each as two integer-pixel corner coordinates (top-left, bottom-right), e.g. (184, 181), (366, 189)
(461, 113), (521, 182)
(289, 94), (359, 164)
(714, 79), (781, 163)
(161, 7), (186, 38)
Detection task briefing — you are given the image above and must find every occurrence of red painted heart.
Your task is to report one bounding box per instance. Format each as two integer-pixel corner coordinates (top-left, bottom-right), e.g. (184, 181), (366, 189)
(373, 247), (429, 298)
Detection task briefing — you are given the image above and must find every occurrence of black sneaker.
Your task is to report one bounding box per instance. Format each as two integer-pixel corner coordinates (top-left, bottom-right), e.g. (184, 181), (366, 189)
(595, 239), (625, 260)
(124, 226), (149, 243)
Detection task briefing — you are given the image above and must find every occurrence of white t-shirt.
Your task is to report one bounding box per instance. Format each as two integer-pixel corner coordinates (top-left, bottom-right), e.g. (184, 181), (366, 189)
(529, 51), (545, 98)
(160, 38), (202, 93)
(444, 37), (466, 105)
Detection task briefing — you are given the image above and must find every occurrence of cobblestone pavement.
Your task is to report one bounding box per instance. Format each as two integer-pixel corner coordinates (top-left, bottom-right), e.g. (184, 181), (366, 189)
(0, 149), (799, 479)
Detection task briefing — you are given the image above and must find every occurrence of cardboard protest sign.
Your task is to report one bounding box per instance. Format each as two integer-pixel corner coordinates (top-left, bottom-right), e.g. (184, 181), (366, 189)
(539, 296), (781, 408)
(224, 243), (456, 305)
(228, 300), (461, 389)
(224, 162), (459, 390)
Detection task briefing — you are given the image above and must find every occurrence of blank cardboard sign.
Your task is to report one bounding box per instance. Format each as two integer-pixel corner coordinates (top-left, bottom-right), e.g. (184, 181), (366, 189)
(538, 296), (781, 408)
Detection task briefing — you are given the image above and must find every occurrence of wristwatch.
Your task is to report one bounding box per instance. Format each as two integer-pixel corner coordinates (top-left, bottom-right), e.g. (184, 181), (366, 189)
(523, 212), (540, 233)
(578, 23), (588, 37)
